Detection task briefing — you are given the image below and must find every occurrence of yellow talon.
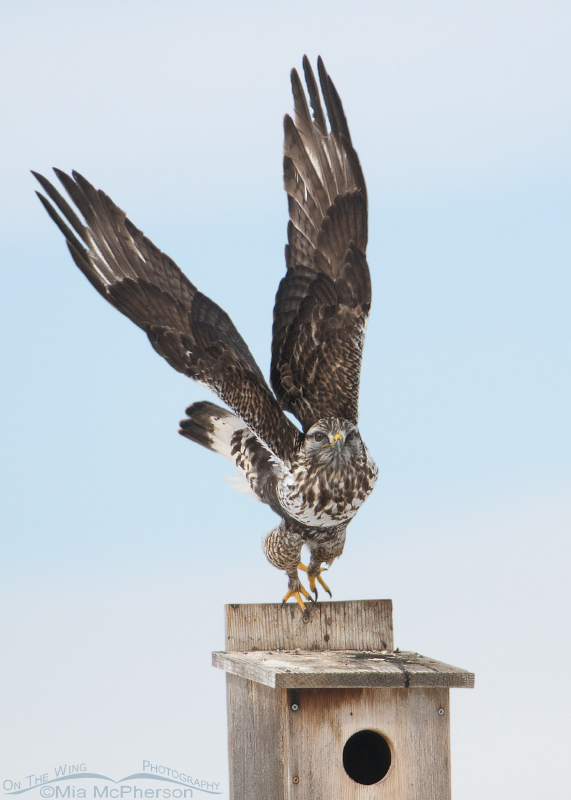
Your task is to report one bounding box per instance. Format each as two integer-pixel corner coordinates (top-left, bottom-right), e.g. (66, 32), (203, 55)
(283, 584), (311, 611)
(298, 563), (332, 598)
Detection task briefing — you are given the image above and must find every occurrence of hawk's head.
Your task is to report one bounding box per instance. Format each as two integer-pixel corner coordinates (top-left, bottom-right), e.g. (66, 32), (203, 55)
(301, 418), (363, 468)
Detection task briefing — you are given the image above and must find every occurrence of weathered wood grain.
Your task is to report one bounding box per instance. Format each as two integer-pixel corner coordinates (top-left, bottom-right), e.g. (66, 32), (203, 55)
(226, 679), (453, 800)
(224, 599), (393, 651)
(226, 674), (286, 800)
(285, 686), (451, 800)
(214, 649), (475, 689)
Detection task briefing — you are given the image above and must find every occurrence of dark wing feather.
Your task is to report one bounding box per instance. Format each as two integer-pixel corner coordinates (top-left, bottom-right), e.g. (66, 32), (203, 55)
(34, 169), (301, 462)
(271, 57), (371, 430)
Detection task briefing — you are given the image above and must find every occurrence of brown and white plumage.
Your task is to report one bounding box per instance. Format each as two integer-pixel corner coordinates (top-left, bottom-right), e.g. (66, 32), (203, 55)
(272, 56), (370, 430)
(34, 57), (377, 610)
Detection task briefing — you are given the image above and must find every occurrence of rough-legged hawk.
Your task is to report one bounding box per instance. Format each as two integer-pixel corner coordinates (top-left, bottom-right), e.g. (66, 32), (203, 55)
(34, 57), (377, 610)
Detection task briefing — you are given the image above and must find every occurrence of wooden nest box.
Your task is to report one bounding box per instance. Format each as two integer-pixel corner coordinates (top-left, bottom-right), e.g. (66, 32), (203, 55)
(213, 599), (473, 799)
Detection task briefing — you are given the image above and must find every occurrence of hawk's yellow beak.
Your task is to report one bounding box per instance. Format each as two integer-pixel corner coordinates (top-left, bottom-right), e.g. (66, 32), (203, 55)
(331, 433), (344, 447)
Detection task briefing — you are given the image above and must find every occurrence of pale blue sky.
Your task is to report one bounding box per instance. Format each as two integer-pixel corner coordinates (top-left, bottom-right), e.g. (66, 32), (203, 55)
(1, 1), (570, 797)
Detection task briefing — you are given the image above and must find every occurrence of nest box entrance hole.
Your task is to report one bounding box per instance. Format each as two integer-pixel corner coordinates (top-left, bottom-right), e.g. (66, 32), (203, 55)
(343, 729), (392, 785)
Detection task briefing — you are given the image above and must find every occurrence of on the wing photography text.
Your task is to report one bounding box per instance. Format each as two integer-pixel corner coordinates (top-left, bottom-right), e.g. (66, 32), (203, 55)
(2, 763), (222, 798)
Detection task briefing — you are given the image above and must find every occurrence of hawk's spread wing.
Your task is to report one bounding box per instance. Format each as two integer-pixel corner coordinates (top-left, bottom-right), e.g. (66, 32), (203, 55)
(271, 57), (371, 431)
(34, 169), (301, 462)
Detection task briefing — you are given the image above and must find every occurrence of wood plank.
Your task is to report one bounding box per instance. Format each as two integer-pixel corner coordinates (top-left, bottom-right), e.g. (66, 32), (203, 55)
(224, 599), (393, 652)
(285, 687), (451, 800)
(226, 675), (286, 800)
(213, 650), (475, 689)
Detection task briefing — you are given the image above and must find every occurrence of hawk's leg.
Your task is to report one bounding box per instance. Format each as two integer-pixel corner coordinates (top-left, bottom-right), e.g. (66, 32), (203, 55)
(262, 522), (312, 611)
(301, 526), (347, 599)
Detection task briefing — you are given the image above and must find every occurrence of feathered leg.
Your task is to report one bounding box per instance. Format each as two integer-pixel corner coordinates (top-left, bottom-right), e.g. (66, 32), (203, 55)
(301, 525), (347, 599)
(263, 521), (311, 611)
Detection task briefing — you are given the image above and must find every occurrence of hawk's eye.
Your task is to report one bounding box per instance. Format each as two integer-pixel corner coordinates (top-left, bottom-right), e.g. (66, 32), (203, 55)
(313, 432), (326, 443)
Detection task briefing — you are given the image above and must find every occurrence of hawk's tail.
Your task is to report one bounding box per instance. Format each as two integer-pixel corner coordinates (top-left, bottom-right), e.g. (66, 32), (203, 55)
(179, 400), (277, 505)
(178, 401), (245, 461)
